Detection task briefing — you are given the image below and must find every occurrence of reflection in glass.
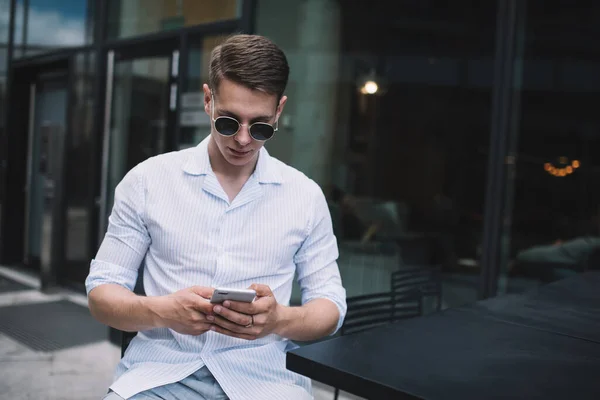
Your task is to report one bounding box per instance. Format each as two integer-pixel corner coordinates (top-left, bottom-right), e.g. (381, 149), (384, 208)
(256, 0), (497, 311)
(107, 0), (240, 40)
(0, 0), (9, 43)
(63, 52), (95, 284)
(179, 35), (228, 149)
(12, 0), (87, 58)
(25, 81), (67, 277)
(107, 56), (170, 215)
(0, 0), (7, 237)
(501, 3), (600, 294)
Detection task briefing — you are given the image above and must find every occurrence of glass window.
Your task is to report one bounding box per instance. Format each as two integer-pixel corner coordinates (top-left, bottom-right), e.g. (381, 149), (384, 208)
(500, 4), (600, 293)
(107, 0), (240, 40)
(106, 55), (171, 216)
(0, 47), (5, 75)
(178, 34), (229, 150)
(0, 47), (6, 143)
(0, 0), (9, 44)
(62, 51), (96, 284)
(12, 0), (88, 58)
(256, 0), (498, 313)
(0, 0), (8, 236)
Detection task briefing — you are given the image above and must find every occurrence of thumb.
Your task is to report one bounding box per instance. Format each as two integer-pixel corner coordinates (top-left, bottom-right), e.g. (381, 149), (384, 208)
(189, 286), (214, 299)
(249, 284), (272, 297)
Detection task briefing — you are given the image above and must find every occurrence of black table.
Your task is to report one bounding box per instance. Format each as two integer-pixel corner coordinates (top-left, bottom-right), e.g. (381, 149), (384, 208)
(469, 271), (600, 343)
(287, 272), (600, 400)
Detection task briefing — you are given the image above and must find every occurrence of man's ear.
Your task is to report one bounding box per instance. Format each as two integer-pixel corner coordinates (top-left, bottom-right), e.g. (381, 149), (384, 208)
(276, 95), (288, 121)
(203, 83), (212, 116)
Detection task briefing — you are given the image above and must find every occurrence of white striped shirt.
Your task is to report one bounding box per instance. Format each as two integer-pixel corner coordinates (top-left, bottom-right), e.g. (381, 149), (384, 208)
(85, 137), (347, 400)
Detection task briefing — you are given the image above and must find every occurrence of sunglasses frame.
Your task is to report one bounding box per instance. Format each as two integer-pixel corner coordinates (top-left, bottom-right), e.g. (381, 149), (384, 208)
(210, 91), (279, 141)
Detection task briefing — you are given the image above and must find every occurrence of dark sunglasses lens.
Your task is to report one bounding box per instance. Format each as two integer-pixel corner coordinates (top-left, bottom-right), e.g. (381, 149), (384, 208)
(215, 117), (239, 136)
(250, 123), (275, 141)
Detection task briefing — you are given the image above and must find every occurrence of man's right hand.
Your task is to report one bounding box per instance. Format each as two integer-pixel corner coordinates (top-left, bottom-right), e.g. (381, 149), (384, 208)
(151, 286), (215, 335)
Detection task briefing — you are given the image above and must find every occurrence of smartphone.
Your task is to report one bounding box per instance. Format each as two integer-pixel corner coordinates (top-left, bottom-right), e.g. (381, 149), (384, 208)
(210, 287), (256, 304)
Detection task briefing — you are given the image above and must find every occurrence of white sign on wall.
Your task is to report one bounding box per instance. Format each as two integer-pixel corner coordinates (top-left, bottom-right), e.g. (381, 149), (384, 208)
(180, 110), (210, 127)
(181, 92), (204, 109)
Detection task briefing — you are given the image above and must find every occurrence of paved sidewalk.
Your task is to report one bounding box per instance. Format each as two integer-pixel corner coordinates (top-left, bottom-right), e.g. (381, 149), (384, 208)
(0, 265), (119, 399)
(0, 267), (363, 400)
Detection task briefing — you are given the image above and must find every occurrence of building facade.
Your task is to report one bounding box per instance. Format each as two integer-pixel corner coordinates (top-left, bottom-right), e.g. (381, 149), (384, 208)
(1, 0), (599, 311)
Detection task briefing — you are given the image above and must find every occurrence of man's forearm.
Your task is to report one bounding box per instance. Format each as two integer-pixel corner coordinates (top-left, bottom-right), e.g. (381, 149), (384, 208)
(88, 284), (162, 332)
(274, 298), (340, 341)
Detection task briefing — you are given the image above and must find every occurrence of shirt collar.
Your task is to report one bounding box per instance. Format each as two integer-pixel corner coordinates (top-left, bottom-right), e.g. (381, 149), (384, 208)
(182, 135), (283, 184)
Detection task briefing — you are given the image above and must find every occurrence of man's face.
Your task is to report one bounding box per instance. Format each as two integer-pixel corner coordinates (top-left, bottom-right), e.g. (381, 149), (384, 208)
(203, 79), (287, 168)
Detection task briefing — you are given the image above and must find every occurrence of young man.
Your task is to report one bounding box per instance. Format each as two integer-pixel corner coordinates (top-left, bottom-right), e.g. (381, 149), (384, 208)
(86, 34), (346, 400)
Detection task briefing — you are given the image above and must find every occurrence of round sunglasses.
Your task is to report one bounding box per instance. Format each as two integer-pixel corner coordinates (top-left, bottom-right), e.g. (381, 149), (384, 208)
(211, 93), (278, 141)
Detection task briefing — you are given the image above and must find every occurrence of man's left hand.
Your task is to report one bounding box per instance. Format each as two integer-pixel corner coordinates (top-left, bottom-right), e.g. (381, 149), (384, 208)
(209, 284), (281, 340)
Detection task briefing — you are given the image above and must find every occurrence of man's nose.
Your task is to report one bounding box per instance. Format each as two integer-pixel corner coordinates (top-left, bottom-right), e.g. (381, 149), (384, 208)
(235, 124), (252, 145)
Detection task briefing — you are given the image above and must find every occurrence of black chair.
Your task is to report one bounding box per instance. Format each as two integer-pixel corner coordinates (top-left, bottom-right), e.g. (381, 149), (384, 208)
(391, 265), (443, 313)
(340, 291), (422, 336)
(121, 330), (137, 358)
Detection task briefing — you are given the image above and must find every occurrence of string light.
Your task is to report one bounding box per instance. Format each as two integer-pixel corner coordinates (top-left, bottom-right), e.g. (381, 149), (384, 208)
(544, 158), (580, 177)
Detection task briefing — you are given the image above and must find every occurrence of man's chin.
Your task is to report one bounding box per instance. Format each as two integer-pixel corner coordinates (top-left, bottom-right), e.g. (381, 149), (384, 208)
(225, 153), (255, 167)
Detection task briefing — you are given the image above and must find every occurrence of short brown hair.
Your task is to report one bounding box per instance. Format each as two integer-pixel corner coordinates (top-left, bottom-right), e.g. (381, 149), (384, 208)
(209, 34), (289, 100)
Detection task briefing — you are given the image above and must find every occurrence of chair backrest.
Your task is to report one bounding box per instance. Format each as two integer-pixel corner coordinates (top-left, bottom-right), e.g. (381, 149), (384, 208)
(341, 291), (422, 336)
(121, 330), (137, 358)
(391, 265), (442, 312)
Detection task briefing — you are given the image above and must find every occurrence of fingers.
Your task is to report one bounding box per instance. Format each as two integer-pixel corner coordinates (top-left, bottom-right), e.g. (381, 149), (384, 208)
(188, 286), (215, 313)
(208, 306), (258, 340)
(189, 286), (214, 299)
(180, 312), (213, 336)
(210, 324), (256, 341)
(222, 299), (255, 314)
(220, 284), (272, 314)
(223, 295), (273, 315)
(190, 310), (212, 324)
(192, 298), (214, 314)
(249, 284), (272, 297)
(185, 321), (213, 336)
(212, 305), (253, 327)
(212, 314), (251, 334)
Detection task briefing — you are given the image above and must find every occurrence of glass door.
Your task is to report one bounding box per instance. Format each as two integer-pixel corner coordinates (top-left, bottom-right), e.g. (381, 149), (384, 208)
(24, 72), (69, 290)
(99, 46), (178, 239)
